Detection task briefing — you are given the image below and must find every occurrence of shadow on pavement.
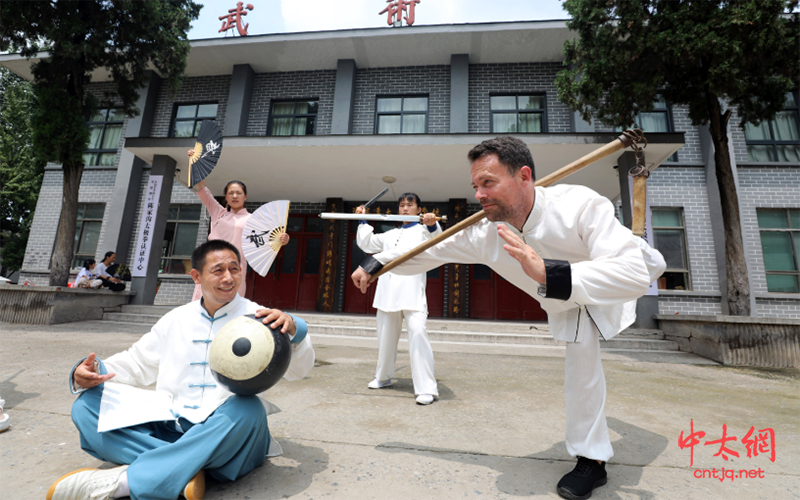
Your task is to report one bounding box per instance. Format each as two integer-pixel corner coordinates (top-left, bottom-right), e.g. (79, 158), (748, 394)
(0, 369), (41, 409)
(377, 416), (669, 499)
(526, 417), (669, 499)
(205, 441), (329, 499)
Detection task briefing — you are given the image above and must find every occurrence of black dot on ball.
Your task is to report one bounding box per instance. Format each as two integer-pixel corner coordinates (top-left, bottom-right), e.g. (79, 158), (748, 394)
(232, 337), (252, 357)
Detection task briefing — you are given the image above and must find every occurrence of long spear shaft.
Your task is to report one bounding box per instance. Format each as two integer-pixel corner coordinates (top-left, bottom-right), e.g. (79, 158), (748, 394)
(368, 132), (640, 282)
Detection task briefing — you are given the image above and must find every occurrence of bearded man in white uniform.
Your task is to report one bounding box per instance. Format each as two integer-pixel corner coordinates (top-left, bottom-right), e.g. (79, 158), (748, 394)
(46, 239), (314, 500)
(352, 137), (665, 500)
(356, 193), (442, 405)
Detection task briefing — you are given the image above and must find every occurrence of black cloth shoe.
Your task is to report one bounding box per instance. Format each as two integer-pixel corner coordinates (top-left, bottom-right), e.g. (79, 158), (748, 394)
(557, 456), (608, 500)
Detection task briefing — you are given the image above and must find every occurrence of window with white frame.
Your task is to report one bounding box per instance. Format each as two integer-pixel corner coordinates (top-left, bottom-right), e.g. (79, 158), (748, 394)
(490, 94), (547, 133)
(744, 91), (800, 163)
(71, 204), (106, 269)
(83, 108), (124, 167)
(651, 207), (691, 290)
(171, 103), (218, 138)
(160, 204), (201, 275)
(375, 96), (428, 134)
(757, 208), (800, 293)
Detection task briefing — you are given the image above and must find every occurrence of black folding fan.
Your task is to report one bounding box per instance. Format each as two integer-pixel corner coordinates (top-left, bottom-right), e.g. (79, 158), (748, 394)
(188, 120), (224, 188)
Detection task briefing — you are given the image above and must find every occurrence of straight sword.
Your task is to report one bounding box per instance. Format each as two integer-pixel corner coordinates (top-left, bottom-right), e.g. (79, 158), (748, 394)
(363, 187), (389, 208)
(319, 213), (447, 223)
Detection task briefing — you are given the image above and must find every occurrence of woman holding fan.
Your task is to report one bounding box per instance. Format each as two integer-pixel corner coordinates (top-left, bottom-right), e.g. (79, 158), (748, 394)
(187, 150), (289, 301)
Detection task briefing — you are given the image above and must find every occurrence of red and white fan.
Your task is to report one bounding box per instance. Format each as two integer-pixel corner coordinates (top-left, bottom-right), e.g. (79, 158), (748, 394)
(242, 200), (291, 276)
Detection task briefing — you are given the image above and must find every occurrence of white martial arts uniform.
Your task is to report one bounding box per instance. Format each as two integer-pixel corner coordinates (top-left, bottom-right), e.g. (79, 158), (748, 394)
(70, 293), (314, 448)
(67, 294), (314, 499)
(362, 185), (666, 461)
(357, 220), (442, 396)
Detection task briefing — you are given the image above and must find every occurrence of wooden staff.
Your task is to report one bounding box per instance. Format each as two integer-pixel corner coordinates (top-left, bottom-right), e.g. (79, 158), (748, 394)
(368, 131), (641, 282)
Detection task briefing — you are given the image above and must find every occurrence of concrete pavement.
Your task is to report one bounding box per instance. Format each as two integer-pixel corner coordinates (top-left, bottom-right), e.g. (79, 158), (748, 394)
(1, 320), (798, 499)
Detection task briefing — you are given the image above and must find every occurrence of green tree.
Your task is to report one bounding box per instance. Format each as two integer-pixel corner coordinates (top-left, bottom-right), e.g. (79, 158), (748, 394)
(0, 0), (202, 285)
(556, 0), (800, 316)
(0, 68), (45, 276)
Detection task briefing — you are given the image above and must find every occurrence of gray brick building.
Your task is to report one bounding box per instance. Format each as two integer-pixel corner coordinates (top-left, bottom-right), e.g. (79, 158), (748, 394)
(2, 21), (798, 319)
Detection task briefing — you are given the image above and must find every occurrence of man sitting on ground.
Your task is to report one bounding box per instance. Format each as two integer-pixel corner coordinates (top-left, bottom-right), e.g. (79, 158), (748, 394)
(47, 239), (314, 500)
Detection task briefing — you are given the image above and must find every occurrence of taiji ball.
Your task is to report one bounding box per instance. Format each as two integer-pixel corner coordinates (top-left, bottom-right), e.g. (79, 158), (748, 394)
(208, 314), (292, 396)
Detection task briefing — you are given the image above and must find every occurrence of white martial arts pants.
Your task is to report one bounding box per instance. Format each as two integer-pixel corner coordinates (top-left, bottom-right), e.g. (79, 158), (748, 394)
(375, 308), (438, 396)
(564, 317), (614, 462)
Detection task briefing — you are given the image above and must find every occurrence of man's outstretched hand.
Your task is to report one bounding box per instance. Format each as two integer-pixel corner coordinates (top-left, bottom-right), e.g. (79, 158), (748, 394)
(351, 267), (373, 293)
(498, 223), (546, 284)
(73, 353), (116, 389)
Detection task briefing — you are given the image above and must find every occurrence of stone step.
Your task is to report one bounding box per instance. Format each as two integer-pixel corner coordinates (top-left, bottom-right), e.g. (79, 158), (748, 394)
(103, 312), (166, 324)
(299, 312), (549, 334)
(308, 325), (678, 351)
(120, 305), (179, 315)
(309, 324), (559, 345)
(101, 311), (674, 350)
(108, 309), (550, 334)
(602, 338), (678, 350)
(616, 328), (666, 340)
(311, 335), (699, 363)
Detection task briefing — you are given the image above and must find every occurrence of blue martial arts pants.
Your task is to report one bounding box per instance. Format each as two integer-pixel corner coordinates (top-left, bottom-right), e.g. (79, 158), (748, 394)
(71, 384), (270, 500)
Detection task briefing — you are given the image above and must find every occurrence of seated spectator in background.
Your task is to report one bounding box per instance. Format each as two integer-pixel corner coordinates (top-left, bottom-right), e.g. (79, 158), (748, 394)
(95, 251), (126, 292)
(75, 260), (102, 289)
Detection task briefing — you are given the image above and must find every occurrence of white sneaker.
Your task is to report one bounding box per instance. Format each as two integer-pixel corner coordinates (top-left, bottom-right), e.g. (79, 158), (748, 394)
(367, 379), (392, 389)
(46, 465), (128, 500)
(0, 412), (9, 433)
(416, 394), (435, 405)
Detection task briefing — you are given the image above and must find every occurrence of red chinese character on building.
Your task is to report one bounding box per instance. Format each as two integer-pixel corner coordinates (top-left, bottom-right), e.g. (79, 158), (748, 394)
(219, 2), (254, 36)
(678, 419), (706, 466)
(379, 0), (421, 27)
(704, 424), (740, 461)
(742, 426), (776, 462)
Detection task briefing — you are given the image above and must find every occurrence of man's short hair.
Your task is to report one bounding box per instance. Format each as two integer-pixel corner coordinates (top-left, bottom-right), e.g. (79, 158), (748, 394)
(191, 239), (241, 272)
(104, 251), (115, 261)
(467, 136), (536, 179)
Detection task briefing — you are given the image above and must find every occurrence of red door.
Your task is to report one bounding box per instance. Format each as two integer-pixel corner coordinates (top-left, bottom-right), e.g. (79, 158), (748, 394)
(249, 215), (322, 312)
(469, 264), (494, 319)
(469, 265), (547, 321)
(496, 274), (522, 319)
(274, 236), (300, 310)
(344, 221), (377, 314)
(297, 234), (322, 310)
(247, 265), (278, 307)
(520, 289), (547, 321)
(425, 266), (444, 317)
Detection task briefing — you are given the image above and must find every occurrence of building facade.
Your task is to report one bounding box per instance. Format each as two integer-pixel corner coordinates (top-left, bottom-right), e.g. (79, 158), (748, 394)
(2, 21), (798, 320)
